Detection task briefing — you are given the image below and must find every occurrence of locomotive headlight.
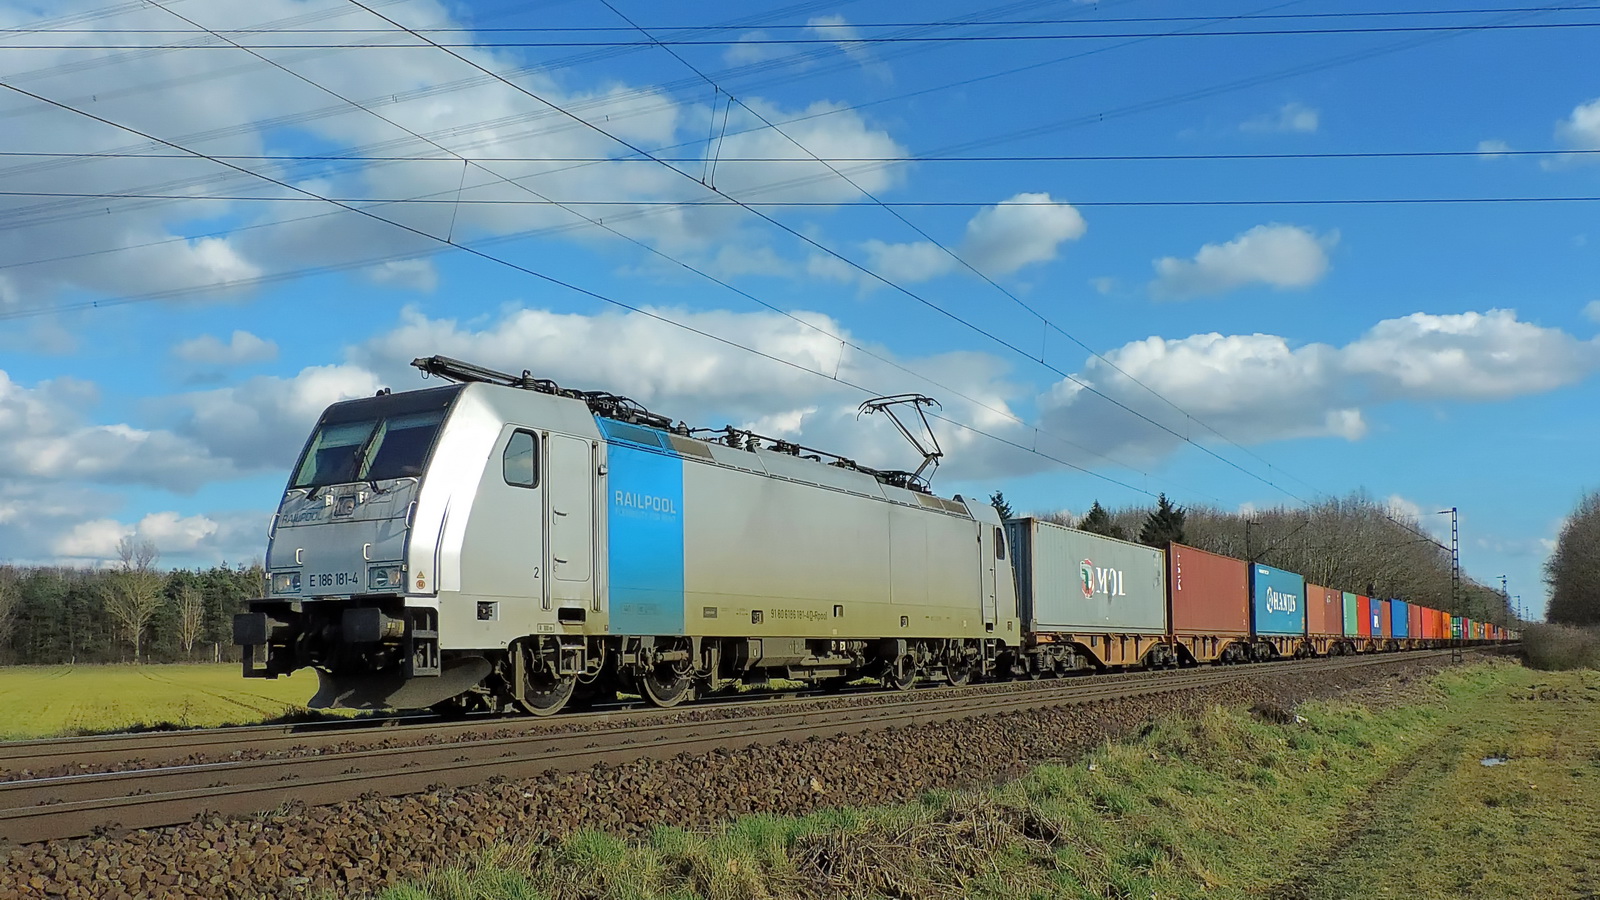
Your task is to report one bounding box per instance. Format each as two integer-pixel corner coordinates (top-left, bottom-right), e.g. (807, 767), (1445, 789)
(369, 564), (405, 590)
(271, 572), (301, 594)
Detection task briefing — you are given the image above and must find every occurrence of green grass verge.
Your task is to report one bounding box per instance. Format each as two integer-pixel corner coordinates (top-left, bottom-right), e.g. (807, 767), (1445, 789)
(377, 660), (1600, 900)
(0, 664), (332, 739)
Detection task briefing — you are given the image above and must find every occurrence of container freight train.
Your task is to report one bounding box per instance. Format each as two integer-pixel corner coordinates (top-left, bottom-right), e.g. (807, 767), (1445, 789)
(234, 356), (1515, 716)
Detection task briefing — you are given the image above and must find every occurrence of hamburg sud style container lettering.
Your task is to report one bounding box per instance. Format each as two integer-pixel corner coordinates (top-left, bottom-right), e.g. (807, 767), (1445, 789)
(1167, 542), (1250, 664)
(1250, 563), (1305, 642)
(1007, 519), (1167, 668)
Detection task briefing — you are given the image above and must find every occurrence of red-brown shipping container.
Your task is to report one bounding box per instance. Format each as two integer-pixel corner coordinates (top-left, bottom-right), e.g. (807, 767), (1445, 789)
(1376, 600), (1391, 639)
(1305, 583), (1343, 635)
(1408, 603), (1423, 642)
(1167, 543), (1250, 663)
(1167, 543), (1250, 633)
(1357, 595), (1372, 638)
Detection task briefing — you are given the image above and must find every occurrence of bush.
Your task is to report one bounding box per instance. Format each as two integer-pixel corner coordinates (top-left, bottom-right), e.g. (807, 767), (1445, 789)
(1520, 623), (1600, 670)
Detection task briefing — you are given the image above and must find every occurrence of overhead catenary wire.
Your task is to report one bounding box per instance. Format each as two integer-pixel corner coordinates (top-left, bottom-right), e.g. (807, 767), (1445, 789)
(0, 0), (1548, 506)
(600, 0), (1331, 517)
(0, 69), (1171, 503)
(10, 5), (1599, 33)
(3, 147), (1594, 162)
(8, 190), (1600, 207)
(337, 0), (1320, 508)
(13, 19), (1600, 47)
(130, 0), (1205, 502)
(5, 0), (1578, 250)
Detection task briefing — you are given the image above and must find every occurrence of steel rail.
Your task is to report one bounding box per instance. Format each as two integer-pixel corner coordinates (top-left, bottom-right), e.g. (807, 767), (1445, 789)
(0, 650), (1402, 776)
(0, 650), (1460, 845)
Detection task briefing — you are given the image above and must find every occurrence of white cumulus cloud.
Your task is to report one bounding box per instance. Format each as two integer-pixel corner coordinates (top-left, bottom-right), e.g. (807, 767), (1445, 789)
(0, 0), (911, 317)
(1240, 102), (1319, 134)
(806, 15), (890, 81)
(1343, 309), (1599, 400)
(1151, 224), (1336, 299)
(173, 330), (279, 366)
(842, 193), (1086, 286)
(1545, 96), (1600, 168)
(1477, 139), (1512, 159)
(1037, 308), (1599, 462)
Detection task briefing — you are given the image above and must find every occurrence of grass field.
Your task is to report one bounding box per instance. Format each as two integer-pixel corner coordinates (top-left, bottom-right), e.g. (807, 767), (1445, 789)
(380, 659), (1600, 900)
(0, 664), (326, 740)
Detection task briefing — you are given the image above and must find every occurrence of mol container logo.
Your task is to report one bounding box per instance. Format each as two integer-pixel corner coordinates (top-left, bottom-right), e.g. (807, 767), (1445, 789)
(1079, 559), (1127, 600)
(1265, 586), (1298, 613)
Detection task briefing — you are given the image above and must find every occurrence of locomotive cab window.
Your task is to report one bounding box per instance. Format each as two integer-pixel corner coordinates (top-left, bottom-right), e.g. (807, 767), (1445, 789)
(503, 431), (539, 488)
(995, 527), (1006, 560)
(292, 409), (448, 488)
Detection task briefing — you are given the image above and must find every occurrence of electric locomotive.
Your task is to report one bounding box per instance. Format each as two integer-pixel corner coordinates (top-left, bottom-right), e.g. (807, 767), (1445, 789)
(235, 356), (1019, 715)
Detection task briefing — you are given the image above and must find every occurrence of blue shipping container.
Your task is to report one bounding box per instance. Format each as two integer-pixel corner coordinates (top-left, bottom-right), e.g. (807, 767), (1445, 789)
(1251, 564), (1306, 636)
(1390, 599), (1410, 638)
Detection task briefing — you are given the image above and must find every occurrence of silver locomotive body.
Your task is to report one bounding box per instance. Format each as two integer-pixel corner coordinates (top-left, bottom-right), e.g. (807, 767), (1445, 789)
(236, 357), (1019, 714)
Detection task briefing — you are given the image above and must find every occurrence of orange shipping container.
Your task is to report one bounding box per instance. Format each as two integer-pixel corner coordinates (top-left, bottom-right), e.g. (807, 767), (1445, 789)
(1305, 583), (1343, 636)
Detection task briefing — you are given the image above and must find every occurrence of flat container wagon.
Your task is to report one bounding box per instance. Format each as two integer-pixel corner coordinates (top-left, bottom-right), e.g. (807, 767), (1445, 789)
(1006, 518), (1170, 670)
(1166, 542), (1251, 664)
(1342, 592), (1360, 637)
(1305, 583), (1349, 655)
(1249, 563), (1307, 658)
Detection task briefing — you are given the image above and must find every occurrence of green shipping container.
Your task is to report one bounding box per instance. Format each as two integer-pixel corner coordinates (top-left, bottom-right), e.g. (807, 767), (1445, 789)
(1342, 591), (1360, 636)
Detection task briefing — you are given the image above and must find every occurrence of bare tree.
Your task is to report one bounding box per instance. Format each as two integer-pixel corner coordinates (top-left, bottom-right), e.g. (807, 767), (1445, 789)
(175, 585), (205, 658)
(106, 535), (162, 662)
(104, 572), (164, 662)
(0, 570), (18, 656)
(1546, 490), (1600, 626)
(116, 535), (159, 573)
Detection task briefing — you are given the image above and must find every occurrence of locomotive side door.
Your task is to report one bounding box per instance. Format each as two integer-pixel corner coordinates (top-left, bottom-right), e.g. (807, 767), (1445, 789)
(978, 525), (999, 629)
(546, 433), (595, 608)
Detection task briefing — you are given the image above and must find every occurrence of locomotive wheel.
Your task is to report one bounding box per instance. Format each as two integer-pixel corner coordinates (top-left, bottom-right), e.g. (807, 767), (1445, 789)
(945, 659), (972, 687)
(513, 641), (576, 717)
(885, 654), (917, 691)
(640, 666), (694, 707)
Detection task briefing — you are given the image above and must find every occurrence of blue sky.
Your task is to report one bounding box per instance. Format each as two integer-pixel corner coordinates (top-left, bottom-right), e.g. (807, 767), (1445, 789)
(1, 0), (1596, 618)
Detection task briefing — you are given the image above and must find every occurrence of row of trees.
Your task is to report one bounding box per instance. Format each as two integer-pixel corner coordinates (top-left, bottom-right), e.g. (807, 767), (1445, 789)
(1545, 490), (1599, 626)
(0, 539), (261, 665)
(992, 490), (1515, 626)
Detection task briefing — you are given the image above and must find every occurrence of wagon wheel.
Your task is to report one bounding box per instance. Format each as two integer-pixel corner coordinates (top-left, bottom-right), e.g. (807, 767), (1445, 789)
(885, 653), (918, 691)
(945, 658), (972, 687)
(640, 664), (694, 707)
(512, 640), (576, 717)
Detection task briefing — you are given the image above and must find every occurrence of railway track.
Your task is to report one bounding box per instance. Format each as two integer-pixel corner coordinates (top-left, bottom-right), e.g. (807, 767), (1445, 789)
(0, 650), (1462, 845)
